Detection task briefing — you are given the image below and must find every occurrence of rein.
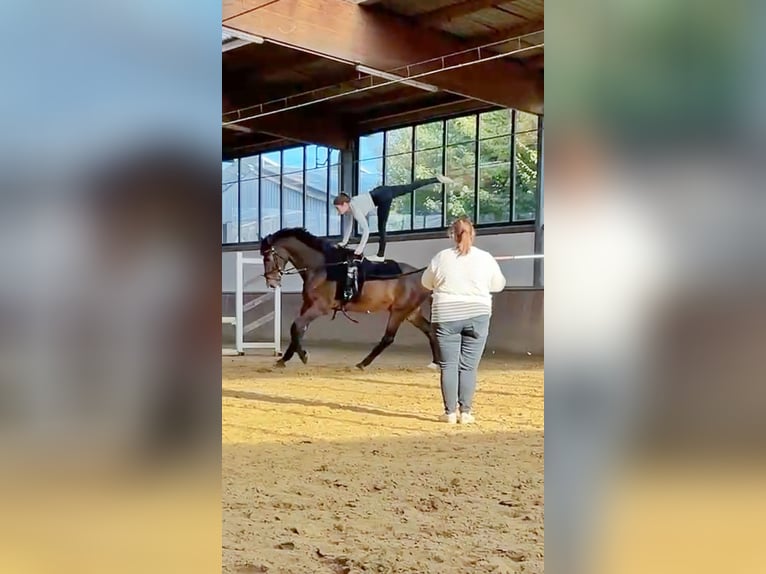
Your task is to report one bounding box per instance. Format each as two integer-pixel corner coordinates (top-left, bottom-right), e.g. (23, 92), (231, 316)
(265, 247), (426, 280)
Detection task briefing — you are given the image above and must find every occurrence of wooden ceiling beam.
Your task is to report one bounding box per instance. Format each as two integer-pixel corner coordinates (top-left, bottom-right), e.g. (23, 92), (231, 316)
(418, 0), (504, 26)
(470, 19), (544, 49)
(242, 110), (353, 150)
(223, 0), (542, 113)
(357, 99), (495, 133)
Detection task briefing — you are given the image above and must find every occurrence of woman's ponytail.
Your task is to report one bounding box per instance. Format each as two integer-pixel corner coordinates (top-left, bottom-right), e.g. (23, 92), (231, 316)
(450, 216), (475, 256)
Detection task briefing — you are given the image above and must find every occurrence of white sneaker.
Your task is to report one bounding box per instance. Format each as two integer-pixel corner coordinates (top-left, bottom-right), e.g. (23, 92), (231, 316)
(440, 413), (457, 424)
(459, 412), (476, 424)
(366, 254), (384, 262)
(436, 174), (455, 185)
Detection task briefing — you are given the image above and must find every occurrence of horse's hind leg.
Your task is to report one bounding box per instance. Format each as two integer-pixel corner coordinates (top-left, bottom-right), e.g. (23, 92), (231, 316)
(356, 310), (406, 370)
(407, 310), (441, 367)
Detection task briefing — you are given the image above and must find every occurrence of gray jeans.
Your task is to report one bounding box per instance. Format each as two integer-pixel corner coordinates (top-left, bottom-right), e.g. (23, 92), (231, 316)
(434, 315), (490, 415)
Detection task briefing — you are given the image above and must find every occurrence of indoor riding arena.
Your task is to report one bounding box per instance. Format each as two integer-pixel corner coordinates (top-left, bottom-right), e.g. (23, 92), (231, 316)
(222, 1), (544, 572)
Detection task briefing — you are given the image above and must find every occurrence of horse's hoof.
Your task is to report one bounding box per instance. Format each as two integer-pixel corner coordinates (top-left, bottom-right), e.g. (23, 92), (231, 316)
(298, 350), (309, 365)
(355, 363), (365, 371)
(275, 360), (286, 369)
(427, 362), (439, 370)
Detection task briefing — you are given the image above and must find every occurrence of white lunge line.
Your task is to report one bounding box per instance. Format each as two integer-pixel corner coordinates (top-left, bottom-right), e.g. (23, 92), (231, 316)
(495, 254), (545, 261)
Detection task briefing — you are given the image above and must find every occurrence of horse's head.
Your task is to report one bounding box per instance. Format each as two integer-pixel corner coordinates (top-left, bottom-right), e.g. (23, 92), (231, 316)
(259, 235), (289, 289)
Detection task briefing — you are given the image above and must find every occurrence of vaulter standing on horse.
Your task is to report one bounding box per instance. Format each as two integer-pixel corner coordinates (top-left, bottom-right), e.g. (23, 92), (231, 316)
(333, 174), (456, 262)
(333, 175), (457, 302)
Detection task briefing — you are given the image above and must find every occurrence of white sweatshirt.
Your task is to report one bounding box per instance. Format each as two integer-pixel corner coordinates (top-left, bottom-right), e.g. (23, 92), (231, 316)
(340, 193), (375, 254)
(421, 246), (507, 323)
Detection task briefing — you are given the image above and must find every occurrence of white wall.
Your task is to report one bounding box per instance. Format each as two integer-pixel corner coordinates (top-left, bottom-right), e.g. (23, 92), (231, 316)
(222, 232), (536, 293)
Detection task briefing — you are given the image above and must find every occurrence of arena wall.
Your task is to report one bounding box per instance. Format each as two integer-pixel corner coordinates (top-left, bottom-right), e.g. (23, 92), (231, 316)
(222, 232), (544, 356)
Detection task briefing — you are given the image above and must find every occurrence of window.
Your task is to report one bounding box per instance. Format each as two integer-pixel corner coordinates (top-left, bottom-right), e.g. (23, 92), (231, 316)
(260, 151), (281, 237)
(222, 159), (238, 243)
(359, 131), (384, 161)
(414, 121), (444, 229)
(239, 155), (259, 242)
(329, 149), (342, 236)
(383, 127), (413, 232)
(305, 145), (329, 236)
(514, 112), (539, 222)
(477, 110), (512, 225)
(221, 110), (541, 246)
(281, 147), (304, 229)
(222, 144), (343, 245)
(353, 110), (540, 230)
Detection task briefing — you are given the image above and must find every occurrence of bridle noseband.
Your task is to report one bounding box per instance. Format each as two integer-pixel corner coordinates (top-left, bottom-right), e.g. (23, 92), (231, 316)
(264, 246), (290, 281)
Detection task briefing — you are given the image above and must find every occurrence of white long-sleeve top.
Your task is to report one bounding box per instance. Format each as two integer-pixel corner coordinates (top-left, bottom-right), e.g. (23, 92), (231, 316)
(421, 246), (507, 323)
(340, 193), (375, 254)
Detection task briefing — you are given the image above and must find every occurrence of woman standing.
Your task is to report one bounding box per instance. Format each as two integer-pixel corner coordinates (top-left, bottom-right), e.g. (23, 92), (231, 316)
(421, 217), (507, 424)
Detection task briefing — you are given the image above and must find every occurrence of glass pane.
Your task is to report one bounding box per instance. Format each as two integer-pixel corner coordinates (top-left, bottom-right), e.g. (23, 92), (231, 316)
(359, 132), (384, 160)
(415, 120), (443, 151)
(446, 115), (476, 145)
(329, 159), (341, 236)
(414, 148), (443, 229)
(240, 178), (259, 242)
(446, 185), (475, 225)
(479, 109), (512, 139)
(385, 127), (412, 155)
(445, 141), (476, 223)
(478, 163), (511, 224)
(239, 155), (259, 181)
(445, 142), (476, 189)
(222, 181), (238, 243)
(479, 135), (511, 165)
(305, 145), (329, 170)
(282, 146), (304, 175)
(358, 157), (383, 193)
(478, 136), (511, 225)
(382, 153), (412, 232)
(260, 176), (281, 237)
(305, 167), (328, 236)
(513, 129), (539, 222)
(261, 151), (280, 178)
(222, 159), (238, 184)
(282, 167), (303, 229)
(515, 111), (538, 134)
(384, 153), (412, 185)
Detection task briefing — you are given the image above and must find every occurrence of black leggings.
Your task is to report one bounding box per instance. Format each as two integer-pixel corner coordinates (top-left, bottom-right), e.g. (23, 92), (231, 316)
(369, 178), (439, 257)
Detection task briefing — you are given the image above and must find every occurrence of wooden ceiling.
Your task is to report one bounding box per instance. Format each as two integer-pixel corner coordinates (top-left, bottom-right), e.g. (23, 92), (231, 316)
(223, 0), (544, 157)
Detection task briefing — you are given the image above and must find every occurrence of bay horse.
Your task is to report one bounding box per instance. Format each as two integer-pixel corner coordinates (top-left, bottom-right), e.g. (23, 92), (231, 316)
(259, 228), (439, 369)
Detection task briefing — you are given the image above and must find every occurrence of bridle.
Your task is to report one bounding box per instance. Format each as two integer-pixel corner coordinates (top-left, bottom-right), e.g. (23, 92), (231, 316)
(263, 246), (300, 282)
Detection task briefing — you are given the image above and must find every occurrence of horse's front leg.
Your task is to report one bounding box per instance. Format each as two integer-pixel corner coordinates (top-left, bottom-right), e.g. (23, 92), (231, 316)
(276, 303), (326, 367)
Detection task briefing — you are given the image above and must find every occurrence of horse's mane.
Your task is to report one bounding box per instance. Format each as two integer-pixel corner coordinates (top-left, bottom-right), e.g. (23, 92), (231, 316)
(262, 227), (349, 258)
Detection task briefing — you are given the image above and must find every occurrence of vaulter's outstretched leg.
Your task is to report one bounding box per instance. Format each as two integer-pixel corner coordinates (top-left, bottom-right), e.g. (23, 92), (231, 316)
(367, 175), (454, 260)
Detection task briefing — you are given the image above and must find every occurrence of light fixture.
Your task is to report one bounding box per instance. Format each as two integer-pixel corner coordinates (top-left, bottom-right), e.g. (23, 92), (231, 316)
(223, 124), (253, 134)
(222, 38), (250, 52)
(355, 64), (439, 93)
(222, 26), (265, 52)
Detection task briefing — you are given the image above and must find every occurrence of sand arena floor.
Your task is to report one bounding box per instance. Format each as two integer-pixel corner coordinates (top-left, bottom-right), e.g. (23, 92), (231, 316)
(223, 347), (544, 574)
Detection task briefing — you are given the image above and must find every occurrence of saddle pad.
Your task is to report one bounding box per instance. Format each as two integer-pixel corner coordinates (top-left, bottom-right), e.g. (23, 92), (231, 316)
(359, 259), (403, 279)
(332, 259), (405, 303)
